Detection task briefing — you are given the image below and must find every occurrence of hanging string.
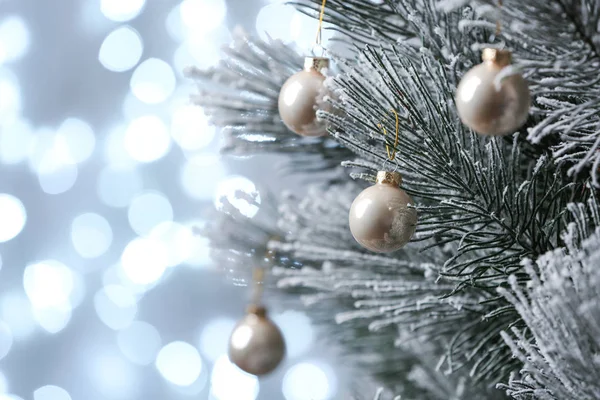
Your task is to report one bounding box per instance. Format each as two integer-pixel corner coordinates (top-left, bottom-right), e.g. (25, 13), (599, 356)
(495, 0), (503, 36)
(250, 267), (265, 306)
(315, 0), (328, 46)
(377, 109), (400, 161)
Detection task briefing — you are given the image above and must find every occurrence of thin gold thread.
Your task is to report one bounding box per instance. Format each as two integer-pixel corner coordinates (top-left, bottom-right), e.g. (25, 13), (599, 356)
(251, 267), (265, 306)
(377, 109), (400, 161)
(315, 0), (327, 46)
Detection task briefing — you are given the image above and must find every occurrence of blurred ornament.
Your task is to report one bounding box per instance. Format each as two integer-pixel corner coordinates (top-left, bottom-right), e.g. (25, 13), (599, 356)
(349, 171), (417, 253)
(228, 267), (285, 376)
(455, 48), (530, 136)
(278, 56), (328, 137)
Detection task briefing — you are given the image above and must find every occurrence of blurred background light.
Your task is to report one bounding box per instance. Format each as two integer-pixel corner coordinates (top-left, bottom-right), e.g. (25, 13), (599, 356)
(273, 311), (314, 358)
(56, 118), (96, 164)
(180, 154), (225, 200)
(0, 370), (8, 393)
(156, 341), (202, 387)
(71, 213), (113, 259)
(97, 165), (143, 208)
(123, 115), (171, 162)
(94, 285), (137, 330)
(127, 191), (173, 236)
(0, 70), (21, 119)
(100, 0), (146, 22)
(33, 304), (72, 334)
(210, 355), (259, 400)
(90, 353), (138, 399)
(0, 194), (26, 242)
(130, 58), (175, 104)
(0, 395), (23, 400)
(99, 26), (143, 72)
(0, 118), (33, 164)
(120, 237), (168, 285)
(0, 16), (30, 64)
(171, 106), (215, 151)
(179, 0), (226, 35)
(33, 385), (71, 400)
(198, 318), (235, 362)
(182, 220), (212, 268)
(23, 260), (74, 309)
(255, 4), (297, 43)
(282, 362), (336, 400)
(0, 291), (35, 339)
(117, 321), (161, 365)
(37, 151), (78, 195)
(214, 175), (261, 218)
(148, 222), (194, 267)
(0, 322), (13, 360)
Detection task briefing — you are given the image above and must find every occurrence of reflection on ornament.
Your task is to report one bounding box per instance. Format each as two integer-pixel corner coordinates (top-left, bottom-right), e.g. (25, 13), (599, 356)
(278, 57), (328, 137)
(228, 305), (285, 376)
(455, 48), (530, 136)
(349, 171), (417, 253)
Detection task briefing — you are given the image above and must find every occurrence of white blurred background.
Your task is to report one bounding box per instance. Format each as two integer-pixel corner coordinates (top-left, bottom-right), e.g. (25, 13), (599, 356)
(0, 0), (345, 399)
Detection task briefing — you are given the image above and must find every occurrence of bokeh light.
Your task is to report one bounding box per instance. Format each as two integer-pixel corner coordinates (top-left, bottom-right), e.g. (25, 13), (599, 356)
(273, 311), (314, 358)
(100, 0), (146, 22)
(180, 154), (225, 200)
(171, 106), (216, 151)
(0, 118), (33, 164)
(0, 395), (23, 400)
(120, 237), (168, 285)
(179, 0), (226, 35)
(56, 118), (96, 164)
(37, 151), (78, 195)
(156, 341), (203, 387)
(117, 321), (161, 365)
(33, 385), (72, 400)
(0, 370), (8, 393)
(0, 70), (21, 118)
(282, 363), (336, 400)
(130, 58), (176, 104)
(90, 353), (138, 399)
(198, 318), (235, 362)
(123, 115), (171, 162)
(23, 260), (74, 309)
(71, 213), (113, 259)
(127, 191), (173, 236)
(0, 322), (13, 360)
(210, 355), (259, 400)
(214, 175), (261, 218)
(94, 285), (137, 330)
(99, 26), (143, 72)
(0, 194), (26, 242)
(33, 305), (71, 334)
(255, 3), (297, 43)
(0, 16), (30, 64)
(149, 222), (194, 267)
(0, 291), (35, 339)
(97, 165), (143, 208)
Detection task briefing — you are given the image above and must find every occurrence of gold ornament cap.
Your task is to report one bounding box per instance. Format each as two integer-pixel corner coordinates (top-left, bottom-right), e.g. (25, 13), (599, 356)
(482, 48), (512, 67)
(247, 304), (268, 318)
(376, 171), (402, 187)
(304, 56), (329, 72)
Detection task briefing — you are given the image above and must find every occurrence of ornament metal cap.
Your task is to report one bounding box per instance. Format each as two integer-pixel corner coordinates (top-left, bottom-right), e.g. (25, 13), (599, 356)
(482, 48), (512, 67)
(304, 56), (329, 72)
(376, 171), (402, 187)
(247, 304), (268, 317)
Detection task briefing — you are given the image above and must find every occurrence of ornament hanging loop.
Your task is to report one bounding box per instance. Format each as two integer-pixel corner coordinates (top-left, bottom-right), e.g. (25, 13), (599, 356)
(377, 109), (400, 161)
(250, 266), (266, 307)
(495, 0), (503, 37)
(315, 0), (328, 47)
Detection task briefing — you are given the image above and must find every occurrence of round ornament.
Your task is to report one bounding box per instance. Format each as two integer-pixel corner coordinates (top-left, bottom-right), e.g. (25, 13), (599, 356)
(455, 48), (530, 136)
(228, 305), (285, 376)
(349, 171), (417, 253)
(278, 56), (328, 137)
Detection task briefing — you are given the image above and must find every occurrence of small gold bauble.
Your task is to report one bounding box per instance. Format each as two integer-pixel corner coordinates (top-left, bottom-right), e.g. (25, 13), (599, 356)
(277, 57), (329, 137)
(349, 171), (417, 253)
(455, 48), (530, 136)
(228, 305), (285, 376)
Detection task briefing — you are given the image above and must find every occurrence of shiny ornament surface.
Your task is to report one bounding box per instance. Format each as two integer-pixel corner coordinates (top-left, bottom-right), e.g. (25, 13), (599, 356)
(349, 171), (417, 253)
(228, 305), (285, 376)
(455, 48), (530, 136)
(277, 57), (328, 137)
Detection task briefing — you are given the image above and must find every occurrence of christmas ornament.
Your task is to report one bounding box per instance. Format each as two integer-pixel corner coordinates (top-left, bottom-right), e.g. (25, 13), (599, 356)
(349, 171), (417, 253)
(229, 304), (286, 376)
(455, 48), (530, 136)
(277, 56), (329, 137)
(228, 267), (285, 376)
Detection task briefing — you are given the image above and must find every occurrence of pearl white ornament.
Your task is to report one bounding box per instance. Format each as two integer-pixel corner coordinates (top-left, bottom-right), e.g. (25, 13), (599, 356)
(278, 57), (328, 137)
(455, 48), (530, 136)
(228, 305), (285, 376)
(349, 171), (417, 253)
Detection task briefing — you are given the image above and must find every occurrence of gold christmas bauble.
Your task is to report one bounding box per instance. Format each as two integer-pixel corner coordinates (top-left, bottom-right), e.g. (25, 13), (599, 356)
(455, 48), (530, 136)
(228, 305), (285, 376)
(349, 171), (417, 253)
(278, 57), (328, 137)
